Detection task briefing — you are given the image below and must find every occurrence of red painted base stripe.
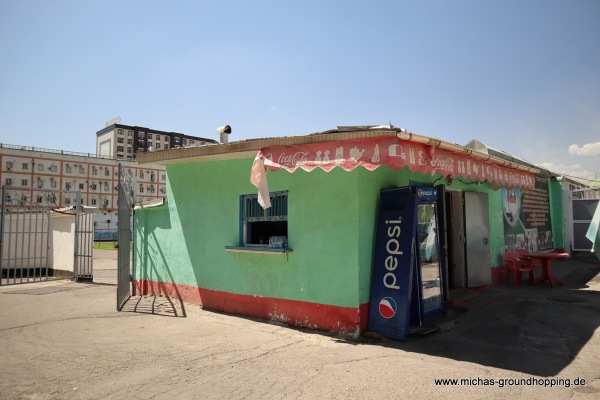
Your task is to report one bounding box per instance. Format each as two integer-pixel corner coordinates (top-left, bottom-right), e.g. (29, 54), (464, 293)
(133, 279), (369, 334)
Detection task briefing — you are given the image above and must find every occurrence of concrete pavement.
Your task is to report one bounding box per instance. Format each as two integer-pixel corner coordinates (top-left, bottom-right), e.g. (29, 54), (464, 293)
(0, 250), (599, 399)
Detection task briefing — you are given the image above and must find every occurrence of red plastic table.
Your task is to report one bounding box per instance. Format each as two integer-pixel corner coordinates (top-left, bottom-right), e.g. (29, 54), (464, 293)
(523, 252), (569, 288)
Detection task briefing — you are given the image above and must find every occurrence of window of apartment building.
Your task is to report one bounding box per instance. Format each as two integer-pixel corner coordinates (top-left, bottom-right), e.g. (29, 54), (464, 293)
(91, 183), (97, 190)
(37, 178), (43, 188)
(139, 184), (144, 193)
(104, 168), (110, 177)
(79, 166), (84, 174)
(139, 170), (144, 179)
(160, 187), (166, 194)
(150, 185), (155, 193)
(237, 191), (288, 248)
(103, 199), (109, 207)
(79, 183), (84, 190)
(139, 132), (145, 139)
(148, 134), (152, 140)
(21, 195), (27, 203)
(127, 156), (133, 160)
(4, 194), (11, 203)
(161, 174), (166, 181)
(182, 139), (187, 145)
(150, 173), (155, 182)
(164, 144), (169, 149)
(117, 146), (124, 153)
(117, 155), (123, 160)
(50, 178), (57, 188)
(118, 129), (124, 135)
(128, 130), (133, 136)
(66, 164), (72, 173)
(50, 165), (57, 172)
(190, 140), (195, 145)
(118, 137), (124, 144)
(155, 143), (161, 150)
(127, 147), (132, 154)
(22, 163), (29, 170)
(5, 161), (13, 170)
(21, 179), (28, 186)
(65, 182), (71, 190)
(103, 182), (109, 191)
(127, 139), (133, 145)
(91, 198), (97, 206)
(37, 163), (44, 171)
(36, 196), (43, 204)
(5, 178), (13, 186)
(174, 137), (181, 144)
(65, 198), (71, 205)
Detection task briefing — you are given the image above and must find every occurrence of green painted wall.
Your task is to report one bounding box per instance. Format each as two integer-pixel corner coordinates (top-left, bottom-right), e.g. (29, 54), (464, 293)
(134, 158), (366, 308)
(549, 178), (565, 249)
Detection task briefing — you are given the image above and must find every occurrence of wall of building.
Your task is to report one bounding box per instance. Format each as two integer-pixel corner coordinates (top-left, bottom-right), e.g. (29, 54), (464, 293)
(133, 155), (522, 333)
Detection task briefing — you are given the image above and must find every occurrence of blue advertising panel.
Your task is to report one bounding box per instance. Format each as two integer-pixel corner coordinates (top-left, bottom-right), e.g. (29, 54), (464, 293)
(368, 193), (418, 340)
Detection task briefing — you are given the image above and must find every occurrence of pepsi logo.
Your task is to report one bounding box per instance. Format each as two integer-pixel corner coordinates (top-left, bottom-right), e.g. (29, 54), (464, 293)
(379, 297), (397, 319)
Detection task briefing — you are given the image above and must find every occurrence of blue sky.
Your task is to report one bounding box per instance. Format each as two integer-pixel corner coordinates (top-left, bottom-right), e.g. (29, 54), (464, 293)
(1, 0), (598, 181)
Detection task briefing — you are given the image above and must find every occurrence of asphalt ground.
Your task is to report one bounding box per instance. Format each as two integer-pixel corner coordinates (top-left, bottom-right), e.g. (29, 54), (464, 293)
(0, 250), (599, 399)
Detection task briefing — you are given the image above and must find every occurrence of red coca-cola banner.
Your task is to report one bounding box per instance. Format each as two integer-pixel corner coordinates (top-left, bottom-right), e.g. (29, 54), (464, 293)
(256, 136), (534, 189)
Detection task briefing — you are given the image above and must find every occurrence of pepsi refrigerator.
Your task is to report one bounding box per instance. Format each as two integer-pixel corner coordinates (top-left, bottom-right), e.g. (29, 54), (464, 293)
(368, 186), (444, 340)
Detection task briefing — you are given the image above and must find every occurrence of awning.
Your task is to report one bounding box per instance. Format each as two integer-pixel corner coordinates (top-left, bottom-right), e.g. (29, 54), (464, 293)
(250, 136), (535, 208)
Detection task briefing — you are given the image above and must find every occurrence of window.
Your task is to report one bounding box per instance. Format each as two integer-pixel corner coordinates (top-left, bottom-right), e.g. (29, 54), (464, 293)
(164, 144), (169, 149)
(37, 163), (44, 171)
(50, 179), (57, 188)
(118, 129), (124, 135)
(127, 147), (132, 154)
(161, 174), (166, 181)
(66, 164), (72, 173)
(103, 182), (109, 191)
(5, 195), (11, 203)
(21, 179), (28, 186)
(50, 165), (57, 172)
(127, 139), (133, 145)
(36, 196), (43, 204)
(91, 183), (97, 190)
(156, 143), (161, 150)
(139, 171), (144, 179)
(65, 182), (71, 190)
(91, 198), (97, 206)
(240, 191), (288, 247)
(6, 161), (13, 170)
(182, 139), (187, 145)
(148, 134), (152, 140)
(128, 130), (133, 137)
(117, 146), (124, 153)
(65, 198), (71, 205)
(92, 166), (98, 176)
(22, 163), (29, 170)
(139, 184), (144, 193)
(37, 178), (43, 188)
(118, 137), (124, 143)
(5, 178), (13, 186)
(79, 183), (85, 190)
(79, 166), (84, 174)
(104, 168), (110, 177)
(164, 135), (169, 141)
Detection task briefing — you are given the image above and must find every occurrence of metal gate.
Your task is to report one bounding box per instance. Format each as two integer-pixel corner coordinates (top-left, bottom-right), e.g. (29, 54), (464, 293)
(0, 186), (51, 285)
(569, 187), (600, 251)
(117, 164), (135, 310)
(74, 191), (94, 281)
(0, 186), (94, 285)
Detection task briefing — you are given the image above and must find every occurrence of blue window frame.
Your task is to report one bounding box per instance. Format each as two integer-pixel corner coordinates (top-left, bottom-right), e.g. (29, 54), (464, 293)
(240, 191), (288, 247)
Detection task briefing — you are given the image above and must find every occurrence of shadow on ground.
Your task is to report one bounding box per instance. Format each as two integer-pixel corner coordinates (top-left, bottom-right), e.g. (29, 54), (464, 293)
(360, 256), (600, 377)
(120, 295), (187, 318)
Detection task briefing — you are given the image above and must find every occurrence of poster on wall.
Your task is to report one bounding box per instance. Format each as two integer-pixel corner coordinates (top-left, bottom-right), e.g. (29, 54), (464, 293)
(502, 176), (553, 252)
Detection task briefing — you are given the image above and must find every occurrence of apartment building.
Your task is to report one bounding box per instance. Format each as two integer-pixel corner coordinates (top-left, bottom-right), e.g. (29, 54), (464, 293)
(96, 123), (217, 160)
(0, 144), (168, 240)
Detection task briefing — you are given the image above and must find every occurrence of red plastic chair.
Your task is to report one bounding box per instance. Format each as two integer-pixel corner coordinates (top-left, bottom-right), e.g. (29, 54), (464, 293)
(516, 248), (542, 269)
(503, 252), (535, 288)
